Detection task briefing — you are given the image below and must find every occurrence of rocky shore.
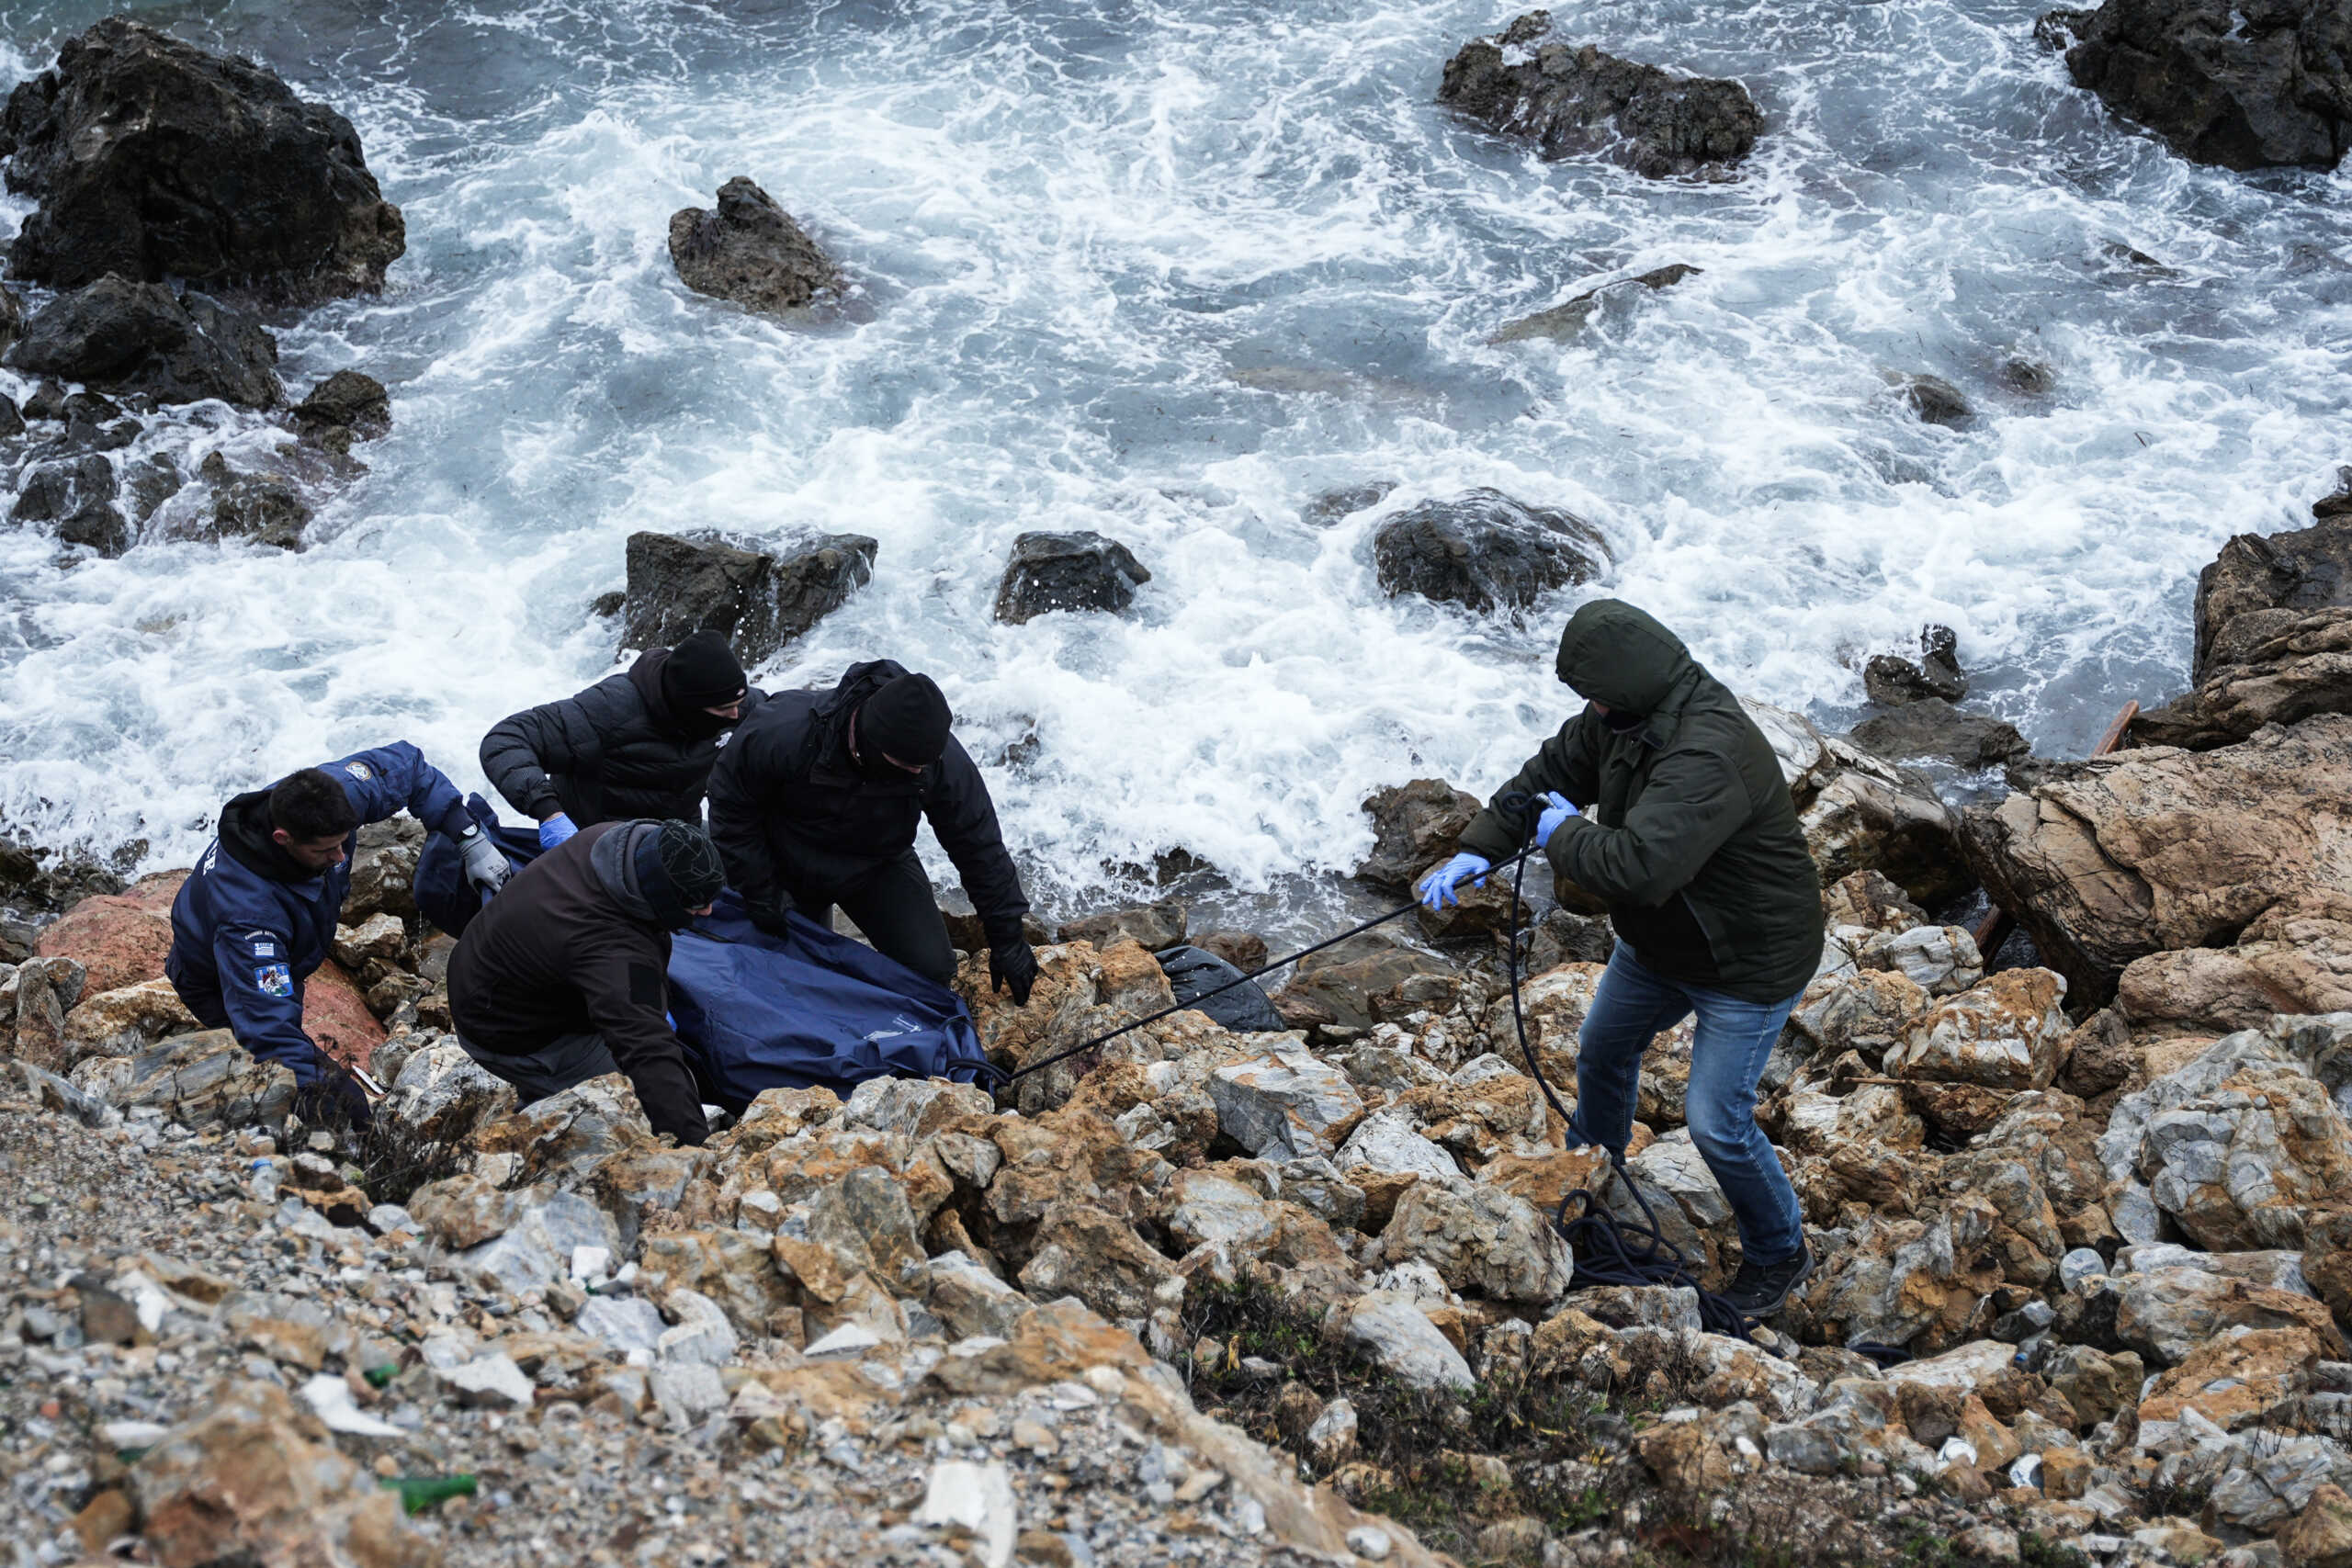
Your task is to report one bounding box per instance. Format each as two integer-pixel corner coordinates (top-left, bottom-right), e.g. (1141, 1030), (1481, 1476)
(5, 482), (2352, 1568)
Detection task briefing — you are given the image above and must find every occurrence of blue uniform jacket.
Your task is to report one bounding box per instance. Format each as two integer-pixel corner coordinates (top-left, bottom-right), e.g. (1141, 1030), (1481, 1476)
(166, 743), (469, 1086)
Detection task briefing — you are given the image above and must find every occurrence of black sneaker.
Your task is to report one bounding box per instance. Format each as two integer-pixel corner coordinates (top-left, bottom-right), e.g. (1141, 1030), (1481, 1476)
(1723, 1245), (1814, 1318)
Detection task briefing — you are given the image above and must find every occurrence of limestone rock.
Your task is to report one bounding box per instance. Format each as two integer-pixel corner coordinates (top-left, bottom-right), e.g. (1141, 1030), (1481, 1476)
(1796, 736), (1970, 905)
(1856, 925), (1984, 997)
(1016, 1203), (1182, 1325)
(1209, 1046), (1364, 1161)
(1438, 12), (1763, 177)
(379, 1040), (518, 1144)
(60, 978), (197, 1063)
(669, 176), (842, 313)
(2139, 1059), (2352, 1250)
(1885, 969), (2070, 1091)
(1334, 1292), (1475, 1391)
(115, 1030), (297, 1125)
(2114, 1264), (2345, 1365)
(1374, 1177), (1574, 1307)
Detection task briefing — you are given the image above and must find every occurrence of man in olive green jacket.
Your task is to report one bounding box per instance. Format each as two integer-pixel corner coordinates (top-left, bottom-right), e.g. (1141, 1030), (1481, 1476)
(1422, 599), (1825, 1315)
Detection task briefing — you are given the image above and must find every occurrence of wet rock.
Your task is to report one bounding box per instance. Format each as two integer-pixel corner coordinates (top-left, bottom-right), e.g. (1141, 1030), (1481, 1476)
(1334, 1291), (1475, 1390)
(197, 453), (311, 549)
(5, 275), (281, 408)
(1353, 778), (1479, 893)
(2188, 512), (2352, 679)
(992, 530), (1151, 625)
(130, 1379), (432, 1568)
(1893, 374), (1973, 428)
(291, 369), (390, 444)
(1487, 263), (1702, 344)
(1372, 488), (1607, 615)
(1865, 626), (1969, 705)
(1375, 1177), (1573, 1307)
(2049, 0), (2352, 171)
(1303, 479), (1396, 526)
(1057, 899), (1185, 952)
(1849, 699), (2029, 769)
(669, 176), (842, 314)
(9, 453), (128, 556)
(1439, 12), (1763, 178)
(620, 528), (876, 664)
(1210, 1045), (1364, 1161)
(1754, 707), (1967, 906)
(1961, 714), (2352, 1002)
(0, 19), (404, 302)
(124, 454), (183, 522)
(2002, 355), (2058, 395)
(1885, 969), (2070, 1091)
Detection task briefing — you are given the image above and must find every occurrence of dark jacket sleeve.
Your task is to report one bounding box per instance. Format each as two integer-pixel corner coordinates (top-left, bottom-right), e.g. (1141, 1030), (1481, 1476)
(325, 742), (472, 840)
(1546, 740), (1746, 907)
(1457, 714), (1605, 863)
(707, 715), (789, 907)
(571, 934), (708, 1146)
(481, 689), (604, 820)
(925, 738), (1030, 942)
(211, 921), (332, 1088)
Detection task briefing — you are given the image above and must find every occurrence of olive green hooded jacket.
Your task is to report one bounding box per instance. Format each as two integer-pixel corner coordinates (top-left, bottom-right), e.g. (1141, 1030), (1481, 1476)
(1458, 600), (1824, 1002)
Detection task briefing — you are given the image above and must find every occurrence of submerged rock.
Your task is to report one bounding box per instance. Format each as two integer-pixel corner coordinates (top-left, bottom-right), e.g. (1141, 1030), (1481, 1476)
(1487, 263), (1702, 345)
(5, 275), (281, 409)
(0, 17), (404, 302)
(9, 453), (127, 556)
(620, 528), (876, 664)
(1893, 373), (1973, 428)
(2042, 0), (2352, 171)
(198, 454), (310, 550)
(669, 176), (842, 314)
(992, 531), (1151, 625)
(1440, 12), (1763, 178)
(1373, 488), (1606, 615)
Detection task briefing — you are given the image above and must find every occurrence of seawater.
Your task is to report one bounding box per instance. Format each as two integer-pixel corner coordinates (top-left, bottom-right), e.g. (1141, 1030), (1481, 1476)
(1, 0), (2346, 939)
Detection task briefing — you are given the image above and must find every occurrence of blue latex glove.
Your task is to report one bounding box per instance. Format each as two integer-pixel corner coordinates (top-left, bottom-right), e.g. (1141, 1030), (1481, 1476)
(538, 812), (578, 851)
(1418, 852), (1492, 910)
(1535, 791), (1579, 847)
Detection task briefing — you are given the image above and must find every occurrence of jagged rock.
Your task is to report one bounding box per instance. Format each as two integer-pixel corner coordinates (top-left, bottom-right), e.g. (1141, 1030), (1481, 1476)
(1274, 938), (1459, 1032)
(619, 528), (876, 664)
(1865, 626), (1969, 705)
(669, 176), (842, 314)
(924, 1251), (1035, 1340)
(2190, 511), (2352, 679)
(0, 19), (404, 302)
(1849, 699), (2029, 769)
(450, 1187), (623, 1297)
(1353, 779), (1479, 892)
(1964, 716), (2352, 1002)
(992, 531), (1150, 625)
(197, 453), (311, 549)
(2114, 1263), (2345, 1365)
(1487, 263), (1702, 345)
(10, 955), (82, 1070)
(59, 978), (196, 1063)
(1337, 1110), (1463, 1183)
(2282, 1483), (2352, 1568)
(1439, 12), (1763, 177)
(1825, 870), (1930, 935)
(5, 275), (281, 407)
(1885, 969), (2070, 1091)
(2139, 1058), (2352, 1251)
(1602, 1131), (1740, 1278)
(1371, 488), (1606, 615)
(839, 1076), (993, 1139)
(1333, 1292), (1475, 1391)
(9, 453), (128, 556)
(130, 1379), (432, 1568)
(2044, 0), (2352, 170)
(1209, 1046), (1364, 1162)
(1857, 926), (1984, 998)
(1374, 1178), (1573, 1307)
(113, 1030), (297, 1125)
(1016, 1203), (1182, 1325)
(1057, 900), (1185, 952)
(1779, 723), (1968, 906)
(379, 1040), (517, 1144)
(291, 368), (390, 446)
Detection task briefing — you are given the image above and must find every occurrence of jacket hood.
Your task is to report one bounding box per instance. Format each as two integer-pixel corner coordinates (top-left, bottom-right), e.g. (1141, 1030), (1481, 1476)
(218, 787), (320, 885)
(627, 648), (692, 738)
(1554, 600), (1697, 716)
(591, 819), (662, 926)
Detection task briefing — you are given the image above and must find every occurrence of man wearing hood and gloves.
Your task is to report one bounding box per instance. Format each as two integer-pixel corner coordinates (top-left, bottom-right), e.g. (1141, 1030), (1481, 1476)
(707, 659), (1038, 1004)
(480, 630), (759, 851)
(1422, 600), (1826, 1317)
(447, 818), (728, 1146)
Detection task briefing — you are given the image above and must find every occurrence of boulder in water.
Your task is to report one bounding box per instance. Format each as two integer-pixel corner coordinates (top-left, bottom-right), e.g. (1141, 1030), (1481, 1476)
(2042, 0), (2351, 170)
(198, 454), (311, 550)
(0, 17), (405, 302)
(1487, 263), (1701, 344)
(1849, 699), (2030, 770)
(10, 454), (127, 556)
(621, 528), (876, 664)
(1893, 373), (1973, 428)
(1439, 12), (1763, 178)
(669, 176), (842, 315)
(5, 275), (281, 408)
(292, 369), (390, 455)
(992, 531), (1151, 625)
(1865, 625), (1968, 705)
(1372, 488), (1606, 615)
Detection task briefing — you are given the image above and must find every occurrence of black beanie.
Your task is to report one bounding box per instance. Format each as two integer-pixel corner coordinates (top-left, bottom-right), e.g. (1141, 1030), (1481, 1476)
(661, 631), (747, 712)
(857, 672), (953, 767)
(632, 820), (727, 928)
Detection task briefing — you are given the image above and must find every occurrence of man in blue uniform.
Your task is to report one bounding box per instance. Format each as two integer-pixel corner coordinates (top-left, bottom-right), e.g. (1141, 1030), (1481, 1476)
(166, 742), (511, 1122)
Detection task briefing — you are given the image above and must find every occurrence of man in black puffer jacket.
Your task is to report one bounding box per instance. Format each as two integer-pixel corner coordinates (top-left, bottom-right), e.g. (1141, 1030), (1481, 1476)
(707, 659), (1038, 1002)
(480, 630), (759, 850)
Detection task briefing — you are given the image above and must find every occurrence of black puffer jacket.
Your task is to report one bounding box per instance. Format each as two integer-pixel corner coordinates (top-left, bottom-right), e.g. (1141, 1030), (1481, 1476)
(1459, 600), (1824, 1003)
(480, 649), (762, 827)
(447, 821), (707, 1146)
(707, 660), (1031, 942)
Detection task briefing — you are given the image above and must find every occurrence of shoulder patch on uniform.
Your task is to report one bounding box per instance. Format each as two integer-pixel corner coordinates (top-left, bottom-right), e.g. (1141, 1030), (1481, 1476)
(254, 963), (293, 998)
(628, 963), (665, 1010)
(344, 760), (373, 780)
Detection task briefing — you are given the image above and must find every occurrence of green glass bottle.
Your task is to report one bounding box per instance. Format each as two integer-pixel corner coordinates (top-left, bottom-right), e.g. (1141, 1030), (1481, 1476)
(382, 1474), (477, 1515)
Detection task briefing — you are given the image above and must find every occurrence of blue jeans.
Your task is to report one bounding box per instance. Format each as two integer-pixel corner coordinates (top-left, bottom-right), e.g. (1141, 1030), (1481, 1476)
(1572, 942), (1806, 1266)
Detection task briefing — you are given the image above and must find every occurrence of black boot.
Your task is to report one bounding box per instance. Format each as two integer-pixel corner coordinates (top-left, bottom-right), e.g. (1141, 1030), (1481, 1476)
(1723, 1244), (1814, 1318)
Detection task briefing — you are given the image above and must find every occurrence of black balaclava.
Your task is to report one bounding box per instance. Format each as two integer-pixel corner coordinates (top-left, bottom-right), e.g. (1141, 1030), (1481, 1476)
(659, 632), (748, 739)
(853, 671), (952, 779)
(1601, 707), (1647, 734)
(629, 819), (728, 930)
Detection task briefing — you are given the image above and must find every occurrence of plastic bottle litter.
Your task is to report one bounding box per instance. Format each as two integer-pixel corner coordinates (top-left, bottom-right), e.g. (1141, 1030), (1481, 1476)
(248, 1158), (278, 1203)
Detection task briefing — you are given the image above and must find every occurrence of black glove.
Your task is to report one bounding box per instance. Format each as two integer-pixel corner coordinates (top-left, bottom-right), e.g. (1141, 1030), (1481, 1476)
(744, 893), (795, 938)
(292, 1071), (373, 1132)
(989, 938), (1039, 1007)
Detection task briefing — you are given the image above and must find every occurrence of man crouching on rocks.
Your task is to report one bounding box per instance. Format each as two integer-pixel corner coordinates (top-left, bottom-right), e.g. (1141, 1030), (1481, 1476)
(167, 743), (510, 1126)
(1420, 599), (1826, 1317)
(447, 818), (724, 1147)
